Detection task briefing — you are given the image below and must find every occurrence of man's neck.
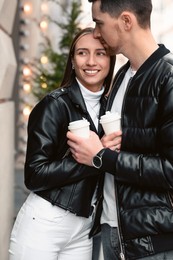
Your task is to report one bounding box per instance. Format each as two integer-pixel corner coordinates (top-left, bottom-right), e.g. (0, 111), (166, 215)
(125, 30), (159, 71)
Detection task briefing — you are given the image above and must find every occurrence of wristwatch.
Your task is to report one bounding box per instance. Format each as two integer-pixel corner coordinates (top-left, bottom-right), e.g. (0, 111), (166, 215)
(92, 148), (106, 169)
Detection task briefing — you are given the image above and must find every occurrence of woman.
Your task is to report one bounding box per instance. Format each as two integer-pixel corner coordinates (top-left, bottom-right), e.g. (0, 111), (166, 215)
(9, 27), (116, 260)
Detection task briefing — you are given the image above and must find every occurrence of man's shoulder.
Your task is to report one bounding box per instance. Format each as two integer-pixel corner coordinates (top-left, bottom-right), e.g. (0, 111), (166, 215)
(163, 52), (173, 66)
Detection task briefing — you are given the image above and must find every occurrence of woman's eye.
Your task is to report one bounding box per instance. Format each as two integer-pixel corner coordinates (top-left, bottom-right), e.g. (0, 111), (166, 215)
(77, 51), (87, 56)
(97, 52), (106, 56)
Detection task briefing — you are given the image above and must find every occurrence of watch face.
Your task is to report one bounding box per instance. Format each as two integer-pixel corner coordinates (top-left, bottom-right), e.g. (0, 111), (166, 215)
(93, 155), (102, 168)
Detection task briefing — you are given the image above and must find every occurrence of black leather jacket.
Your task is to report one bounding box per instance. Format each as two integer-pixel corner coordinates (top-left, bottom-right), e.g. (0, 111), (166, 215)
(91, 45), (173, 259)
(24, 79), (105, 217)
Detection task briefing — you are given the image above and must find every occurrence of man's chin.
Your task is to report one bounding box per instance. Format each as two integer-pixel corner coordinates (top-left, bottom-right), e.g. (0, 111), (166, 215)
(106, 46), (116, 56)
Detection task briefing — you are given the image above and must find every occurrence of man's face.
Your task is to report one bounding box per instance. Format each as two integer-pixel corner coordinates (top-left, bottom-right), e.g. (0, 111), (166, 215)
(92, 1), (123, 55)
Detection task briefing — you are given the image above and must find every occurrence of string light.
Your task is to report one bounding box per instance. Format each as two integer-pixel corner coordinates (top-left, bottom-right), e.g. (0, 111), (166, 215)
(40, 19), (48, 30)
(41, 3), (48, 13)
(41, 83), (47, 89)
(18, 1), (49, 163)
(23, 66), (31, 77)
(17, 1), (33, 164)
(40, 75), (46, 81)
(23, 3), (32, 14)
(23, 105), (32, 117)
(40, 55), (48, 64)
(23, 83), (31, 92)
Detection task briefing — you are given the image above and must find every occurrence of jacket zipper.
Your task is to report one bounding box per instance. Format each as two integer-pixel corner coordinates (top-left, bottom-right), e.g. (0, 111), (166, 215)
(115, 184), (126, 260)
(115, 77), (134, 260)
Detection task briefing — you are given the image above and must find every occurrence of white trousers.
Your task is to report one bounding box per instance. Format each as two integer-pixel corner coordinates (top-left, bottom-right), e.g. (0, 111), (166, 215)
(9, 192), (93, 260)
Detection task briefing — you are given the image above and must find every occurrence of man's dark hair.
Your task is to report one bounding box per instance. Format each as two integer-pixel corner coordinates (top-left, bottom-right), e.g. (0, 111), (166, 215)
(88, 0), (152, 29)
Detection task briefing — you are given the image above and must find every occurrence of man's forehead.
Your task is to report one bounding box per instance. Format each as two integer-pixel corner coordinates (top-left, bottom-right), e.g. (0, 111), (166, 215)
(92, 0), (101, 16)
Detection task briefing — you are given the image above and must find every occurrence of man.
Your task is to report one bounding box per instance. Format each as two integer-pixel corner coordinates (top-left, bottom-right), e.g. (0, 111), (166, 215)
(67, 0), (173, 259)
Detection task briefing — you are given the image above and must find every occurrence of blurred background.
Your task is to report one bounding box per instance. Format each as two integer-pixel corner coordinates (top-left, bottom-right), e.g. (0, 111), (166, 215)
(0, 0), (173, 259)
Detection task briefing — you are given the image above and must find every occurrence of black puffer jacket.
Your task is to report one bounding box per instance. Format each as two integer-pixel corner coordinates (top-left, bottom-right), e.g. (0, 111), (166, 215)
(91, 45), (173, 259)
(24, 79), (105, 217)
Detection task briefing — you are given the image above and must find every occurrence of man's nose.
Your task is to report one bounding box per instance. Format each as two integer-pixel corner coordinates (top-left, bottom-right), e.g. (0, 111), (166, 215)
(93, 27), (101, 39)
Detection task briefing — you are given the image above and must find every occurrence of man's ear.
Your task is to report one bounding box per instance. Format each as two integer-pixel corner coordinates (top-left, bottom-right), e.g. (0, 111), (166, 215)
(120, 11), (133, 30)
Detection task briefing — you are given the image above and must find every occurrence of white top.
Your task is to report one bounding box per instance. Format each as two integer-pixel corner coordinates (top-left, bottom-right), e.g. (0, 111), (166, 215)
(76, 78), (104, 205)
(76, 78), (104, 130)
(101, 67), (136, 226)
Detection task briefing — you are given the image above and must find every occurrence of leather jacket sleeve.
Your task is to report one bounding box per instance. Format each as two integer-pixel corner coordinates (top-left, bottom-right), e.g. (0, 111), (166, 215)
(24, 95), (100, 192)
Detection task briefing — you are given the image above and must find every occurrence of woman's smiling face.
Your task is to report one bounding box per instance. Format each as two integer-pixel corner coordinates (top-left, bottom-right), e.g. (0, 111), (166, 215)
(72, 33), (110, 92)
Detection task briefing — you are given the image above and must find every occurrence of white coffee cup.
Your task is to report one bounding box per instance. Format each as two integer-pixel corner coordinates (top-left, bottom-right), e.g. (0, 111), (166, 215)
(100, 111), (121, 135)
(68, 119), (90, 138)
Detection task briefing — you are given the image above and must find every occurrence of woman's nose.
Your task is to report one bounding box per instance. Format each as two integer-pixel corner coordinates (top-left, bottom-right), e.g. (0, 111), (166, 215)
(86, 54), (97, 66)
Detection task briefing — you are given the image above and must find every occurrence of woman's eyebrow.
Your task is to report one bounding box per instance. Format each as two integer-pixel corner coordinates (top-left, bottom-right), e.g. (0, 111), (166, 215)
(75, 48), (106, 51)
(75, 48), (88, 51)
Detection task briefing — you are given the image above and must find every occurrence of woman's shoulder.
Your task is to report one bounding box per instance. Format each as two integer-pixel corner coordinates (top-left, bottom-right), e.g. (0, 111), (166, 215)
(30, 87), (70, 115)
(48, 86), (69, 100)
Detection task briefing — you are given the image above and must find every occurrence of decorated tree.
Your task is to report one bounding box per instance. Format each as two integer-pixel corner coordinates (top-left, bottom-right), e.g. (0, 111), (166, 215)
(31, 0), (82, 101)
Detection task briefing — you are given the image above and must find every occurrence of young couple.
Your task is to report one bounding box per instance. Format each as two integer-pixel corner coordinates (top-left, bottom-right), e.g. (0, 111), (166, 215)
(10, 1), (173, 260)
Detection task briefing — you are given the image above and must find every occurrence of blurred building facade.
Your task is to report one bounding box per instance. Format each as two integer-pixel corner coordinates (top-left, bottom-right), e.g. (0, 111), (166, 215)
(0, 1), (17, 259)
(152, 0), (173, 51)
(0, 0), (173, 259)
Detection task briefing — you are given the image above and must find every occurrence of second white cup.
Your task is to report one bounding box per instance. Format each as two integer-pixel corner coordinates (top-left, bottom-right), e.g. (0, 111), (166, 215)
(100, 111), (121, 135)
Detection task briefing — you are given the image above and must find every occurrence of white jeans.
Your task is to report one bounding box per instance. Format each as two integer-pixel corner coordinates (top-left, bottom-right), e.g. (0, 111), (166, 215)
(9, 192), (93, 260)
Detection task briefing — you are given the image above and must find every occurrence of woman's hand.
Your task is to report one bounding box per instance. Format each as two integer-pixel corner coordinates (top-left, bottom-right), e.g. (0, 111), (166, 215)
(67, 131), (103, 166)
(101, 130), (122, 152)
